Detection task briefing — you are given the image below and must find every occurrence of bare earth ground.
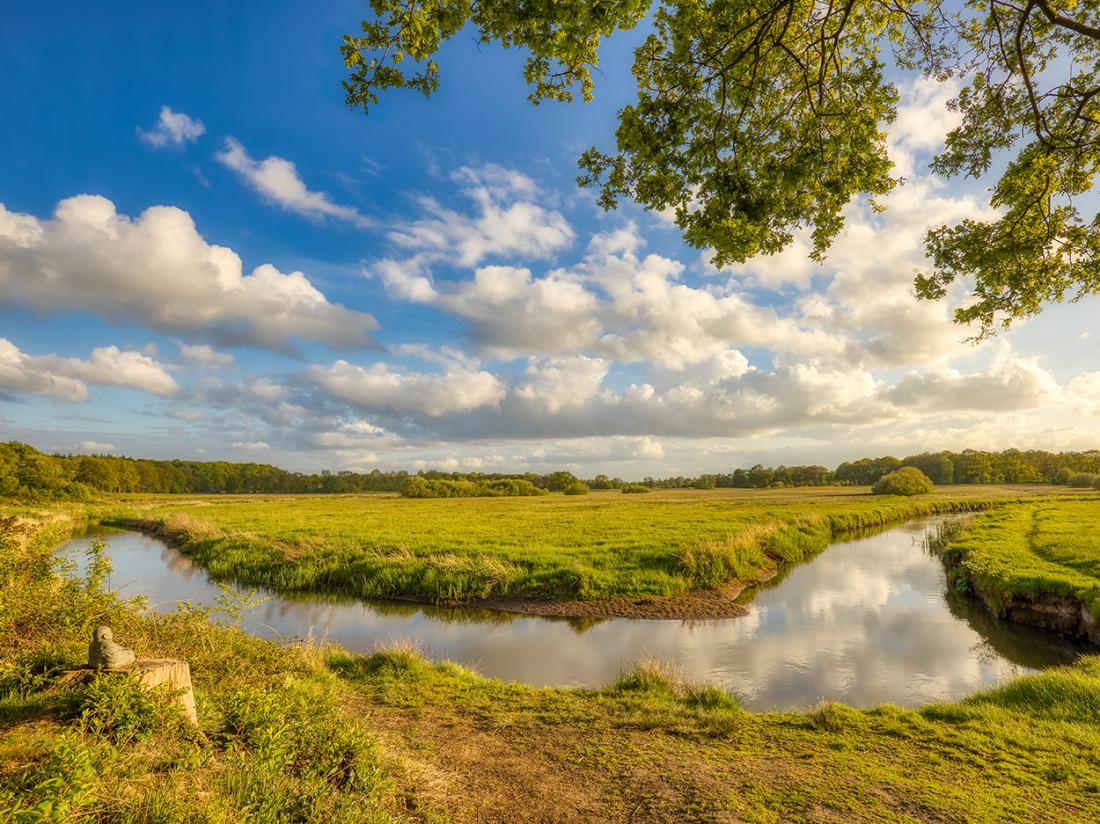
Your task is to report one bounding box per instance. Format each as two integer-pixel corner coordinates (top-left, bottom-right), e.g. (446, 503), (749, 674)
(340, 663), (1100, 824)
(468, 575), (759, 620)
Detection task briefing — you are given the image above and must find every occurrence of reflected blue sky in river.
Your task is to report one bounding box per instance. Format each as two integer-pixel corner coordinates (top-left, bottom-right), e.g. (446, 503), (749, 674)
(57, 517), (1091, 711)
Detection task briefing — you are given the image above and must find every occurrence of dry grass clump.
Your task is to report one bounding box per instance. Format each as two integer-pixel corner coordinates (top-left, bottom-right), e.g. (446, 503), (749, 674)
(677, 522), (783, 588)
(159, 512), (228, 542)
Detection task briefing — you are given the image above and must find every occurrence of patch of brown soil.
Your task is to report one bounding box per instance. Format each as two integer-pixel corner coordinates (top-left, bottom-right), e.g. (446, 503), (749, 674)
(471, 591), (746, 620)
(357, 699), (750, 823)
(467, 574), (775, 620)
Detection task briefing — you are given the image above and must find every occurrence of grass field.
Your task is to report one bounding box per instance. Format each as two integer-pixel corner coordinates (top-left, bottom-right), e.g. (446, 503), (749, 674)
(4, 504), (1100, 822)
(98, 485), (1092, 608)
(940, 500), (1100, 637)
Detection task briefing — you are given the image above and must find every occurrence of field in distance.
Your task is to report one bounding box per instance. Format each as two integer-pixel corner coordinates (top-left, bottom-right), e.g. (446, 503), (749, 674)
(99, 484), (1096, 614)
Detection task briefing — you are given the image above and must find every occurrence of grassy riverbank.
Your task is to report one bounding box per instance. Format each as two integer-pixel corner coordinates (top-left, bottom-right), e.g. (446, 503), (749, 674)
(97, 485), (1089, 614)
(3, 504), (1100, 821)
(0, 504), (403, 822)
(939, 500), (1100, 641)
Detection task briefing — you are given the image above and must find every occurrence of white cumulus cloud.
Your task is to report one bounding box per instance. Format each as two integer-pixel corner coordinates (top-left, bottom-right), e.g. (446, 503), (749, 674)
(0, 338), (178, 401)
(0, 195), (377, 352)
(385, 164), (574, 266)
(887, 351), (1058, 412)
(311, 361), (506, 417)
(217, 138), (372, 227)
(79, 441), (116, 452)
(137, 106), (205, 148)
(178, 343), (234, 367)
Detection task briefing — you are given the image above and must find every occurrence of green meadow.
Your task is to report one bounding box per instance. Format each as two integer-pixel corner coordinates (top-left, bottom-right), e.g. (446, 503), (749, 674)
(3, 503), (1100, 822)
(98, 485), (1089, 606)
(939, 500), (1100, 628)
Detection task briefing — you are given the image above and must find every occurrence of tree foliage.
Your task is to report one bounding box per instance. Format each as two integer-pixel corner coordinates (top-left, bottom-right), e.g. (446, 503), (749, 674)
(872, 466), (935, 495)
(1067, 471), (1099, 488)
(342, 0), (1100, 337)
(1, 441), (1097, 500)
(400, 476), (549, 497)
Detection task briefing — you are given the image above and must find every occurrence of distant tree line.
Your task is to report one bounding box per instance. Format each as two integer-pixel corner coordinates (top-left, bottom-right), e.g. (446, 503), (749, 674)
(0, 442), (597, 500)
(400, 477), (548, 498)
(0, 441), (413, 500)
(1, 440), (1098, 501)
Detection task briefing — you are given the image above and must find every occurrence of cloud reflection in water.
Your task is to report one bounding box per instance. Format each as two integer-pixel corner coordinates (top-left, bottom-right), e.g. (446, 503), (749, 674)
(59, 518), (1090, 710)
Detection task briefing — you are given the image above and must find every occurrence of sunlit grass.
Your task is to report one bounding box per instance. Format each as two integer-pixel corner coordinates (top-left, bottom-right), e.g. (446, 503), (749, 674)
(4, 499), (1100, 820)
(941, 500), (1100, 621)
(99, 484), (1088, 604)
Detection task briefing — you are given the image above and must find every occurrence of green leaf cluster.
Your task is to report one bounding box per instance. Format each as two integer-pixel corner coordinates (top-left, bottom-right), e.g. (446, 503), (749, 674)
(342, 0), (1100, 336)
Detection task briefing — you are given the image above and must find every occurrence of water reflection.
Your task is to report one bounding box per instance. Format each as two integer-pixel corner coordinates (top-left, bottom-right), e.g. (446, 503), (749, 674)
(57, 518), (1091, 711)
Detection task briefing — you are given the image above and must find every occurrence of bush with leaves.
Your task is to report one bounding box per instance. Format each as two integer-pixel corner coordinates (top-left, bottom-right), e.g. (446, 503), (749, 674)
(218, 683), (382, 793)
(400, 476), (548, 498)
(75, 674), (190, 746)
(0, 734), (100, 822)
(872, 467), (934, 496)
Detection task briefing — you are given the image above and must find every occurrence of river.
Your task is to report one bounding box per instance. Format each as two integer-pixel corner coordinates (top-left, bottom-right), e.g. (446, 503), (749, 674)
(56, 515), (1090, 711)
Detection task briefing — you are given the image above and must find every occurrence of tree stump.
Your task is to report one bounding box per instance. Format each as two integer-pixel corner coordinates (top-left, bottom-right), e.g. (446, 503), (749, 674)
(50, 659), (198, 726)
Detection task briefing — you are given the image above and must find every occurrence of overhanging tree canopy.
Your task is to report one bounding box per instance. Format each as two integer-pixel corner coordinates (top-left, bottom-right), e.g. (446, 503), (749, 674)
(341, 0), (1100, 338)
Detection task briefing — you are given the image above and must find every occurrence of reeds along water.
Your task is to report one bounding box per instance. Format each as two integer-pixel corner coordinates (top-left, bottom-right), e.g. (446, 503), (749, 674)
(922, 518), (969, 556)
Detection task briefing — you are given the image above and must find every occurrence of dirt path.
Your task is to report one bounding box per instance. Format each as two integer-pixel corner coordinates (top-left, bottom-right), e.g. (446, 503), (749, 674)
(355, 696), (751, 823)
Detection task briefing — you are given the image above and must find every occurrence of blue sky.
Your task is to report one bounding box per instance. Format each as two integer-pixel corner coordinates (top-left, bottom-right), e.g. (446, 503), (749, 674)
(1, 2), (1097, 476)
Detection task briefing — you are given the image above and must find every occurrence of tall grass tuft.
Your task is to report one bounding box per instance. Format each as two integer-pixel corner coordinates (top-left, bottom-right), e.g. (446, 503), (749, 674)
(922, 518), (967, 555)
(613, 658), (687, 697)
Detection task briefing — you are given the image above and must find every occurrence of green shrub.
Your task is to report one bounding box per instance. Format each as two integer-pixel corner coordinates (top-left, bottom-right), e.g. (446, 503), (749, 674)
(220, 685), (293, 763)
(1093, 476), (1100, 491)
(486, 478), (548, 496)
(76, 674), (188, 745)
(562, 481), (589, 495)
(0, 648), (72, 700)
(1053, 467), (1073, 484)
(0, 734), (100, 821)
(871, 467), (934, 496)
(400, 476), (548, 498)
(218, 684), (382, 792)
(1067, 472), (1098, 488)
(620, 483), (651, 494)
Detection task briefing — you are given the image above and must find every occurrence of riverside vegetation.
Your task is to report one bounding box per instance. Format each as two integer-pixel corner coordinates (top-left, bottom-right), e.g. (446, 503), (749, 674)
(99, 485), (1095, 612)
(934, 500), (1100, 643)
(3, 500), (1100, 821)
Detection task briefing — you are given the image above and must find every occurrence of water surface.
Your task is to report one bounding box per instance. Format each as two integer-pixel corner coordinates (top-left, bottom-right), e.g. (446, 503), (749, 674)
(57, 516), (1090, 711)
